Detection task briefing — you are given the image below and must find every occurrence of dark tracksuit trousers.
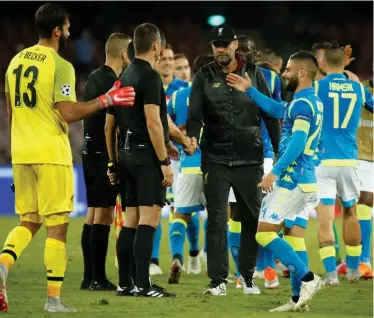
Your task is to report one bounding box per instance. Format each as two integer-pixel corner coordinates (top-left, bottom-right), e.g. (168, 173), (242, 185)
(202, 162), (263, 284)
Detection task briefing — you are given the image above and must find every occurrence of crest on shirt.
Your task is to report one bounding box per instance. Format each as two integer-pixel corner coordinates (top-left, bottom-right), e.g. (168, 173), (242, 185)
(61, 84), (71, 96)
(218, 28), (223, 36)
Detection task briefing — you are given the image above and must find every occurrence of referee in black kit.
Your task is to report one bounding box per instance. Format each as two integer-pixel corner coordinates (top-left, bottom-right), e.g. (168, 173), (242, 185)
(80, 33), (132, 291)
(109, 23), (178, 298)
(186, 24), (281, 296)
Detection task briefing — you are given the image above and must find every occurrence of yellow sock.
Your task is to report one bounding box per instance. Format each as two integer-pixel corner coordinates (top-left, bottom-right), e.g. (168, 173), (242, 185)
(228, 219), (241, 233)
(0, 226), (32, 270)
(357, 204), (372, 221)
(44, 238), (67, 298)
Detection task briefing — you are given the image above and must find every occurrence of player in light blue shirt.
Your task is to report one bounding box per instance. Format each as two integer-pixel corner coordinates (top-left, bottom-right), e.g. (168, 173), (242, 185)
(313, 42), (373, 285)
(227, 50), (325, 312)
(167, 55), (215, 283)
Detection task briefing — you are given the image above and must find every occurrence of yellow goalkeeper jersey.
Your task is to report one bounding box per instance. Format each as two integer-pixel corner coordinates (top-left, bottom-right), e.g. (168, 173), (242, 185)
(5, 44), (76, 166)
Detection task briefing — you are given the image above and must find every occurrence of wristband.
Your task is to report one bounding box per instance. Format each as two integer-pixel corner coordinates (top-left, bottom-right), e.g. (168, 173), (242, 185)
(159, 157), (171, 166)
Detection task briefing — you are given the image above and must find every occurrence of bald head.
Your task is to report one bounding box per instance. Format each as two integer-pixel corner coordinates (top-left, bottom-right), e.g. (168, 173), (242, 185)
(105, 33), (132, 59)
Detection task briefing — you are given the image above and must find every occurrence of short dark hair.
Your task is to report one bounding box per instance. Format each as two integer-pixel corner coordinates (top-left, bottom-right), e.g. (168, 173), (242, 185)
(237, 35), (256, 50)
(324, 40), (345, 68)
(256, 61), (276, 72)
(133, 23), (160, 55)
(105, 33), (131, 58)
(289, 50), (319, 79)
(193, 54), (214, 74)
(127, 41), (135, 62)
(35, 3), (70, 39)
(311, 41), (332, 53)
(159, 30), (166, 48)
(257, 48), (278, 63)
(174, 53), (187, 61)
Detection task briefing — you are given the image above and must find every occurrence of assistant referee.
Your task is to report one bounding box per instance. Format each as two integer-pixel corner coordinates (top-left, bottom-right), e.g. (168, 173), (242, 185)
(81, 33), (132, 291)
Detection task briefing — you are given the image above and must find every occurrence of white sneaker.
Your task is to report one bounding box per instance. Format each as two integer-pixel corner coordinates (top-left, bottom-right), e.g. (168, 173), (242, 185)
(187, 256), (201, 274)
(0, 264), (8, 312)
(44, 297), (77, 313)
(295, 274), (324, 310)
(324, 276), (340, 286)
(203, 282), (227, 296)
(240, 276), (261, 295)
(347, 269), (360, 284)
(149, 263), (163, 276)
(253, 270), (265, 280)
(269, 299), (309, 312)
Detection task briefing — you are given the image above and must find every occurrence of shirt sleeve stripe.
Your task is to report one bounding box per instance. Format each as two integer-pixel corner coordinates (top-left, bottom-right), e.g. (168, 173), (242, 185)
(359, 82), (366, 104)
(292, 119), (311, 134)
(270, 71), (275, 94)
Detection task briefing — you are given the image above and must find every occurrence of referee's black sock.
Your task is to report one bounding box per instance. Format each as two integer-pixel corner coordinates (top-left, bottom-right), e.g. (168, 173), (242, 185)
(117, 226), (136, 287)
(81, 224), (93, 284)
(90, 224), (111, 282)
(134, 225), (155, 289)
(131, 256), (137, 286)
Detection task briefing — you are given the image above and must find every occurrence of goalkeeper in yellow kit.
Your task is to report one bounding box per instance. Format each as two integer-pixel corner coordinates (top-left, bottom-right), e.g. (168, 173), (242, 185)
(0, 3), (135, 313)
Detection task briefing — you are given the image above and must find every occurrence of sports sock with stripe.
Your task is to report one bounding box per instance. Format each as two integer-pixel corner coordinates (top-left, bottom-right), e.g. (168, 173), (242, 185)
(169, 219), (187, 264)
(0, 226), (32, 271)
(228, 219), (241, 276)
(81, 224), (92, 284)
(357, 204), (372, 263)
(187, 213), (200, 256)
(44, 238), (67, 298)
(151, 223), (162, 265)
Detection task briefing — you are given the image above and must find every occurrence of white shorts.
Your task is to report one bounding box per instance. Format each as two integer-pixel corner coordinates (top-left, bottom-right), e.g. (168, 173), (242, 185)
(260, 186), (319, 225)
(229, 158), (273, 203)
(167, 159), (181, 207)
(175, 173), (206, 214)
(359, 160), (374, 193)
(316, 164), (360, 207)
(284, 203), (314, 229)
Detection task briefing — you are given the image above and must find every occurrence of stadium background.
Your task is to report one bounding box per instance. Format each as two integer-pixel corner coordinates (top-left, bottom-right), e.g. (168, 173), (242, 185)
(0, 1), (372, 216)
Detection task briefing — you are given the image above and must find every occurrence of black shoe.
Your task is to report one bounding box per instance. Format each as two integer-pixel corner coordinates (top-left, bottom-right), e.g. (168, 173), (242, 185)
(116, 285), (138, 296)
(135, 285), (176, 298)
(80, 280), (91, 290)
(89, 279), (117, 291)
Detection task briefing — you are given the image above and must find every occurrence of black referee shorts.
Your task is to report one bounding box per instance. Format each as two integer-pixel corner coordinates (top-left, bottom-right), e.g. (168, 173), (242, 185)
(83, 153), (117, 208)
(118, 143), (166, 208)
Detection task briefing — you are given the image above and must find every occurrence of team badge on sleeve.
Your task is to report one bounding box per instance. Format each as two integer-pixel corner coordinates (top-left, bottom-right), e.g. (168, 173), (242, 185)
(61, 84), (71, 96)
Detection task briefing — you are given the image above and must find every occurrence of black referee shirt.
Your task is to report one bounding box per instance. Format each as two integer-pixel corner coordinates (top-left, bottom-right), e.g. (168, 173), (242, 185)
(107, 58), (169, 144)
(83, 65), (118, 153)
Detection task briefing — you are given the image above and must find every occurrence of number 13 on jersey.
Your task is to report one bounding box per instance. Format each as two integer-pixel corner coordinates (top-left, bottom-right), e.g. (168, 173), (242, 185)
(12, 64), (39, 109)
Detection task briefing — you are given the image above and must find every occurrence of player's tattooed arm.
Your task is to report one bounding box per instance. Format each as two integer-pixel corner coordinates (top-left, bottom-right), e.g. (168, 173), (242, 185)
(319, 240), (335, 248)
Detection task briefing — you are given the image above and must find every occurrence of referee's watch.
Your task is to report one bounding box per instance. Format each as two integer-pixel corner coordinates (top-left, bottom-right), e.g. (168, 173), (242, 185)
(159, 157), (171, 166)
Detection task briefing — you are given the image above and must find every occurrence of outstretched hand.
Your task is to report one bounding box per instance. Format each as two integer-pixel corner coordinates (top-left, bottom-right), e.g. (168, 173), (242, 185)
(226, 72), (252, 93)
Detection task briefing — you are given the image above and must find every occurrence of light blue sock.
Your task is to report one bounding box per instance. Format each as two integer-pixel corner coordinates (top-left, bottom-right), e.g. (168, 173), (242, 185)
(264, 237), (309, 281)
(359, 220), (372, 263)
(169, 219), (187, 263)
(228, 231), (241, 276)
(203, 218), (208, 253)
(291, 251), (309, 296)
(256, 246), (266, 271)
(151, 222), (162, 262)
(187, 213), (200, 254)
(264, 248), (276, 269)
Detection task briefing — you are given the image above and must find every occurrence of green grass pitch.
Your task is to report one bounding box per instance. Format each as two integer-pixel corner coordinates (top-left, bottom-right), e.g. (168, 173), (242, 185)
(0, 216), (372, 317)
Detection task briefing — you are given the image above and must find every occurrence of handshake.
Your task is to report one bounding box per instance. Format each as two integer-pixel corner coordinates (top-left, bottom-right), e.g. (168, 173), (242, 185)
(98, 80), (136, 109)
(183, 136), (198, 156)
